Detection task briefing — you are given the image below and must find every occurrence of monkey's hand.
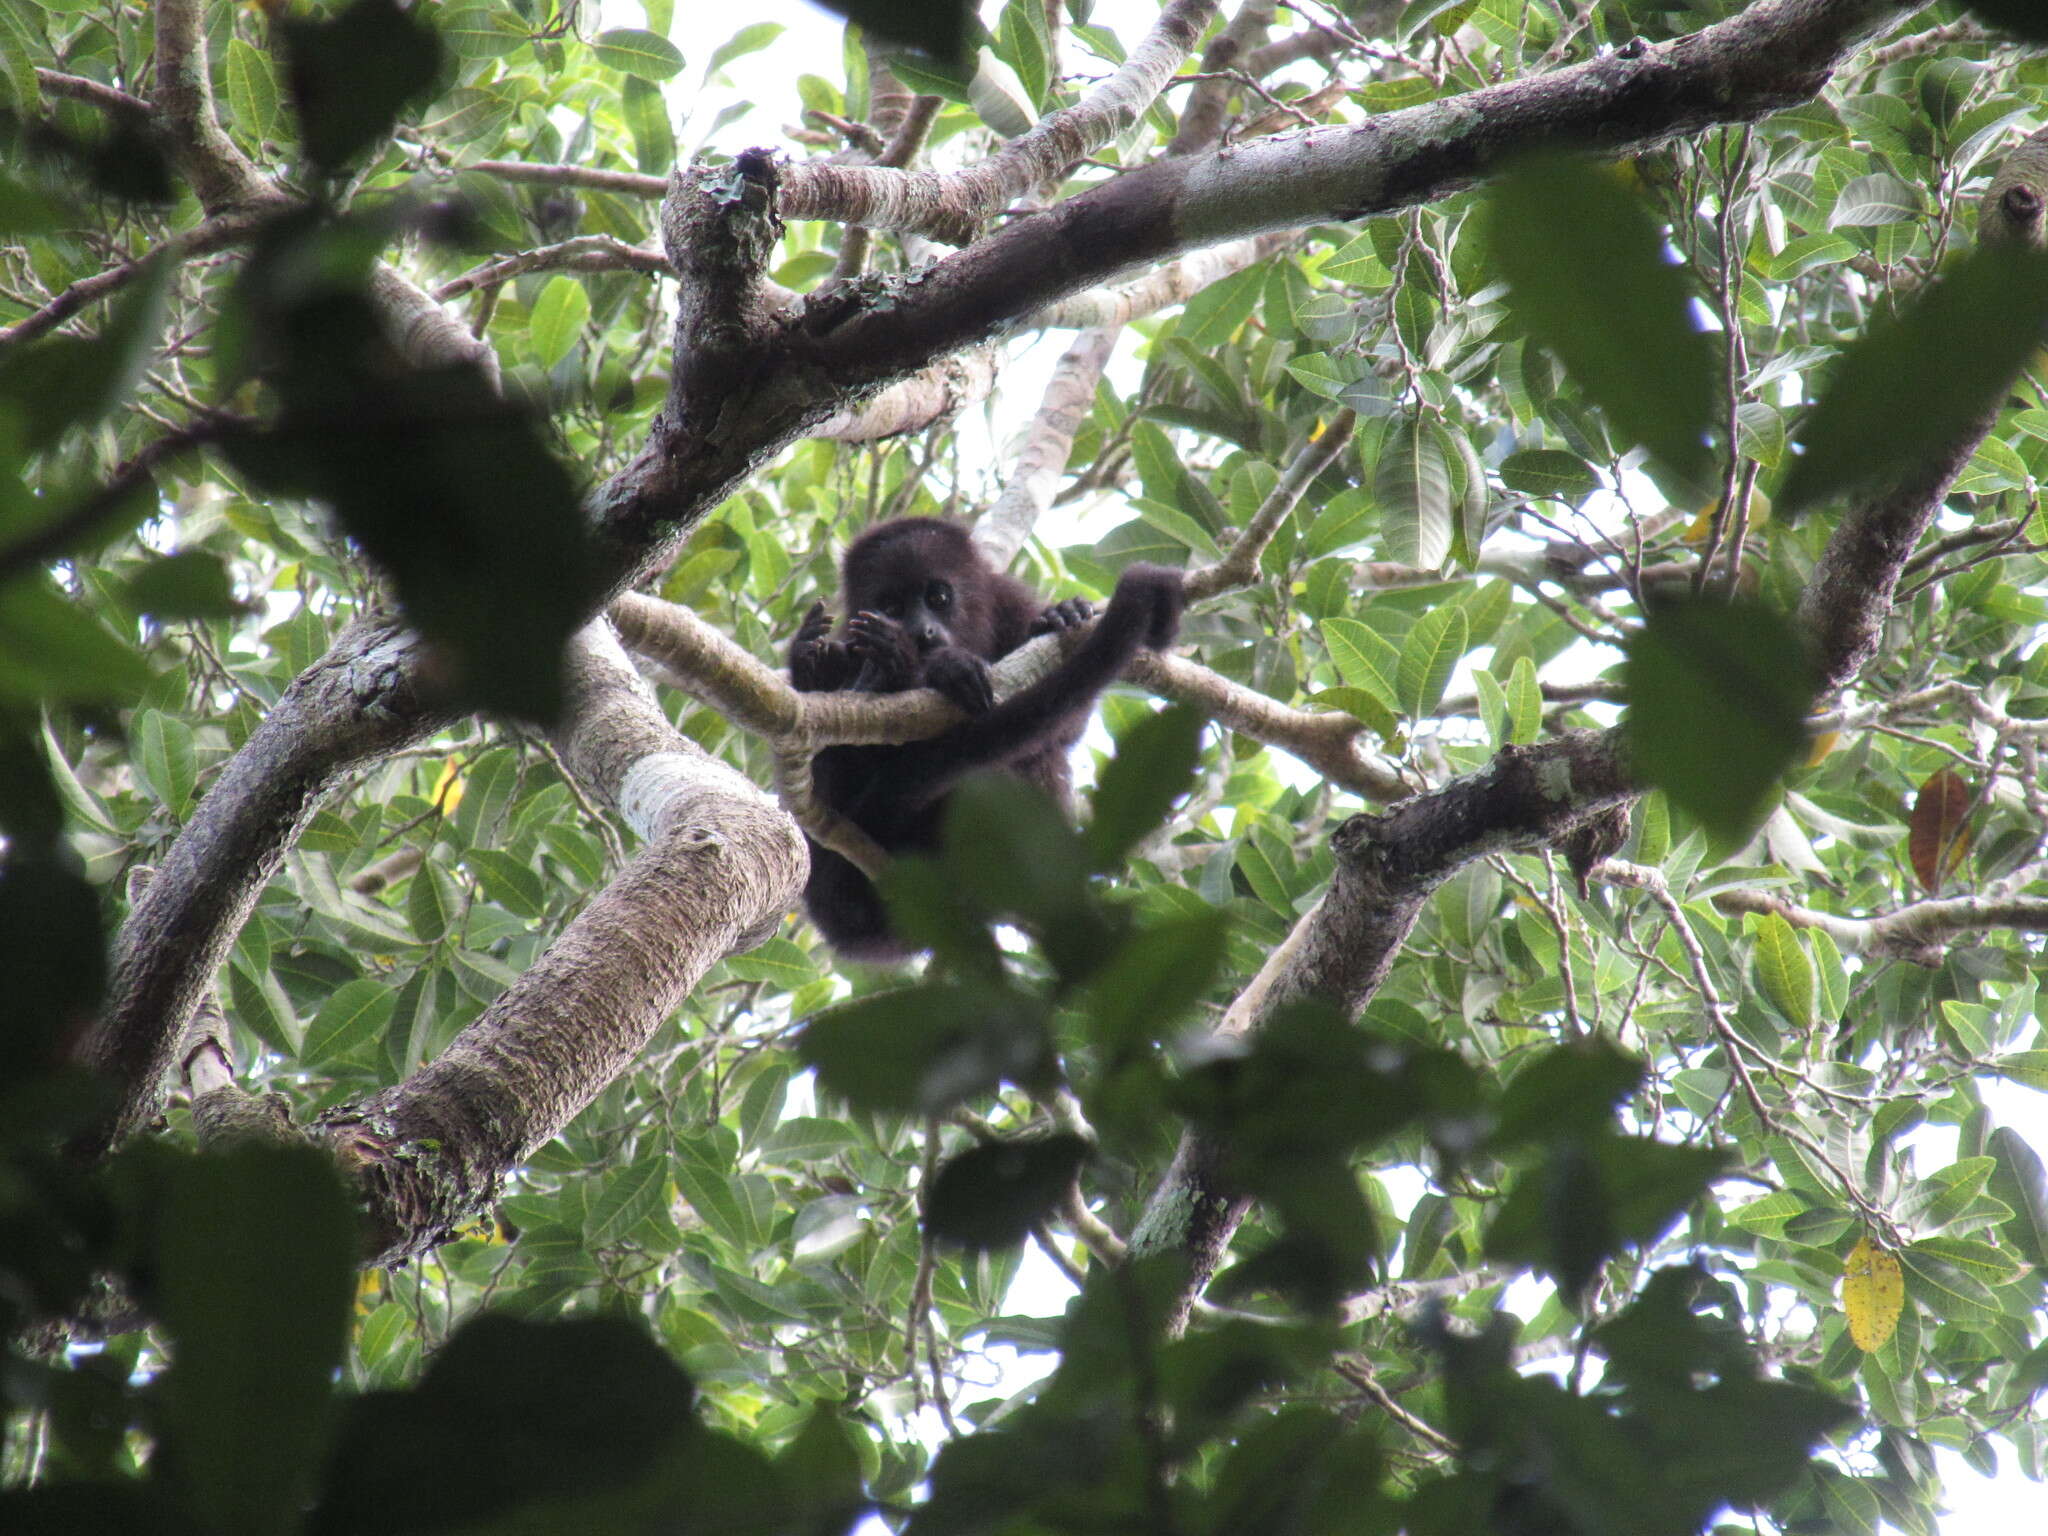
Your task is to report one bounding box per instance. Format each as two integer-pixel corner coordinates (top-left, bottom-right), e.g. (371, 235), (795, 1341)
(1027, 596), (1095, 637)
(845, 610), (923, 693)
(1109, 564), (1186, 651)
(922, 647), (997, 715)
(790, 601), (856, 692)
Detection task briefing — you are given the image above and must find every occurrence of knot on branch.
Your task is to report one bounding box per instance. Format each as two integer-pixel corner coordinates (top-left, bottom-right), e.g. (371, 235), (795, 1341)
(661, 148), (784, 276)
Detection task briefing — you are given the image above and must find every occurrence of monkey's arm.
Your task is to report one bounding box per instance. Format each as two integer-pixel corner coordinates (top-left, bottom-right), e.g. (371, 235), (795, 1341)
(894, 565), (1184, 802)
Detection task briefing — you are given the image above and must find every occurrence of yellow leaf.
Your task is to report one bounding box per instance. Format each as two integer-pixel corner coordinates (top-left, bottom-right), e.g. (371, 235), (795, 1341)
(1842, 1234), (1904, 1351)
(431, 755), (466, 813)
(1804, 729), (1840, 767)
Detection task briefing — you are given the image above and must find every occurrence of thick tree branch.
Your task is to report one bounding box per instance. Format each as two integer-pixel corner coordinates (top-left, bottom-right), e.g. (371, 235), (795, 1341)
(35, 68), (151, 121)
(976, 327), (1122, 566)
(811, 347), (999, 442)
(789, 0), (1926, 397)
(150, 0), (277, 211)
(323, 620), (805, 1263)
(79, 617), (445, 1152)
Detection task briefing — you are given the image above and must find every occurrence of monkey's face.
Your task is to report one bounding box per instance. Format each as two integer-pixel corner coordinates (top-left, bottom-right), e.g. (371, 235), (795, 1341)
(844, 530), (998, 658)
(873, 573), (962, 655)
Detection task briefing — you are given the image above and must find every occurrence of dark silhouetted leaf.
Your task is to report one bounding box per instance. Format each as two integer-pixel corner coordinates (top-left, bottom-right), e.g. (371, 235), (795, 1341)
(312, 1315), (717, 1535)
(1965, 1), (2048, 43)
(1624, 595), (1816, 842)
(1490, 156), (1718, 481)
(1778, 242), (2048, 515)
(1490, 1038), (1644, 1149)
(798, 981), (1053, 1114)
(121, 551), (240, 620)
(0, 263), (167, 452)
(0, 858), (104, 1072)
(0, 574), (153, 706)
(156, 1144), (356, 1536)
(283, 0), (444, 174)
(222, 356), (594, 725)
(1486, 1133), (1724, 1304)
(925, 1133), (1089, 1250)
(1080, 908), (1228, 1053)
(820, 0), (971, 62)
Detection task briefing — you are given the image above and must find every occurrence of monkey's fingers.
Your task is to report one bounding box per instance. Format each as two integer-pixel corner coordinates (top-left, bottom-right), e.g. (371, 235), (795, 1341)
(926, 651), (996, 715)
(796, 600), (831, 639)
(1028, 597), (1095, 636)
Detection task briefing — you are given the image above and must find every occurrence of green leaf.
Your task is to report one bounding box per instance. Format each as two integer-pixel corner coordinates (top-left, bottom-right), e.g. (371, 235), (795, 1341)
(1321, 617), (1402, 709)
(799, 982), (1053, 1114)
(1398, 604), (1467, 719)
(1505, 655), (1542, 744)
(591, 27), (686, 81)
(621, 75), (674, 175)
(1828, 172), (1919, 227)
(1489, 155), (1717, 481)
(1751, 913), (1815, 1030)
(437, 3), (527, 60)
(226, 37), (282, 146)
(122, 550), (239, 620)
(301, 977), (398, 1065)
(706, 22), (785, 80)
(0, 574), (153, 705)
(1084, 704), (1204, 871)
(1374, 416), (1455, 569)
(1499, 448), (1597, 501)
(1081, 909), (1229, 1053)
(1898, 1245), (2001, 1325)
(529, 275), (591, 369)
(1623, 596), (1816, 842)
(131, 708), (197, 817)
(1491, 1039), (1645, 1148)
(1779, 243), (2048, 516)
(1987, 1126), (2048, 1270)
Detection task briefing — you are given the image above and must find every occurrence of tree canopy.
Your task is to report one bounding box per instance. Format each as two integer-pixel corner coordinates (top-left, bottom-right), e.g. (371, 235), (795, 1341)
(5, 1), (2048, 1533)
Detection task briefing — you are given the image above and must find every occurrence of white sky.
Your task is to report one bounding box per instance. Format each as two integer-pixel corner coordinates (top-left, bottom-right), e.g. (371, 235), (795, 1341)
(635, 3), (2048, 1529)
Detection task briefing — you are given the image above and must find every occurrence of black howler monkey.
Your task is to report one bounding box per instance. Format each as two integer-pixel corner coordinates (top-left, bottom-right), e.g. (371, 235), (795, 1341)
(789, 517), (1184, 959)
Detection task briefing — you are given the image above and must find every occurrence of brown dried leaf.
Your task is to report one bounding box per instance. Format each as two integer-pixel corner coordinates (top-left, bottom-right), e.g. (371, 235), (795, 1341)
(1907, 769), (1973, 892)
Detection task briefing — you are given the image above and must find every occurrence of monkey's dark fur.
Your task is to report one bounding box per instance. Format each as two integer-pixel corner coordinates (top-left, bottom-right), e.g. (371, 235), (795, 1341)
(789, 517), (1184, 959)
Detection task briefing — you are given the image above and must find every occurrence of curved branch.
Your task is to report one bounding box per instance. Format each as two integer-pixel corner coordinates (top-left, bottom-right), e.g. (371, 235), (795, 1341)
(34, 68), (151, 121)
(778, 0), (1221, 243)
(0, 209), (274, 350)
(431, 235), (670, 302)
(795, 0), (1925, 395)
(976, 326), (1122, 566)
(151, 0), (277, 211)
(325, 620), (806, 1263)
(1131, 729), (1638, 1331)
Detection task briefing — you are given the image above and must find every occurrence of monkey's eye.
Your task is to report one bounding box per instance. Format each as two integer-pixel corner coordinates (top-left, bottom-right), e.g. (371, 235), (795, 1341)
(927, 581), (951, 612)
